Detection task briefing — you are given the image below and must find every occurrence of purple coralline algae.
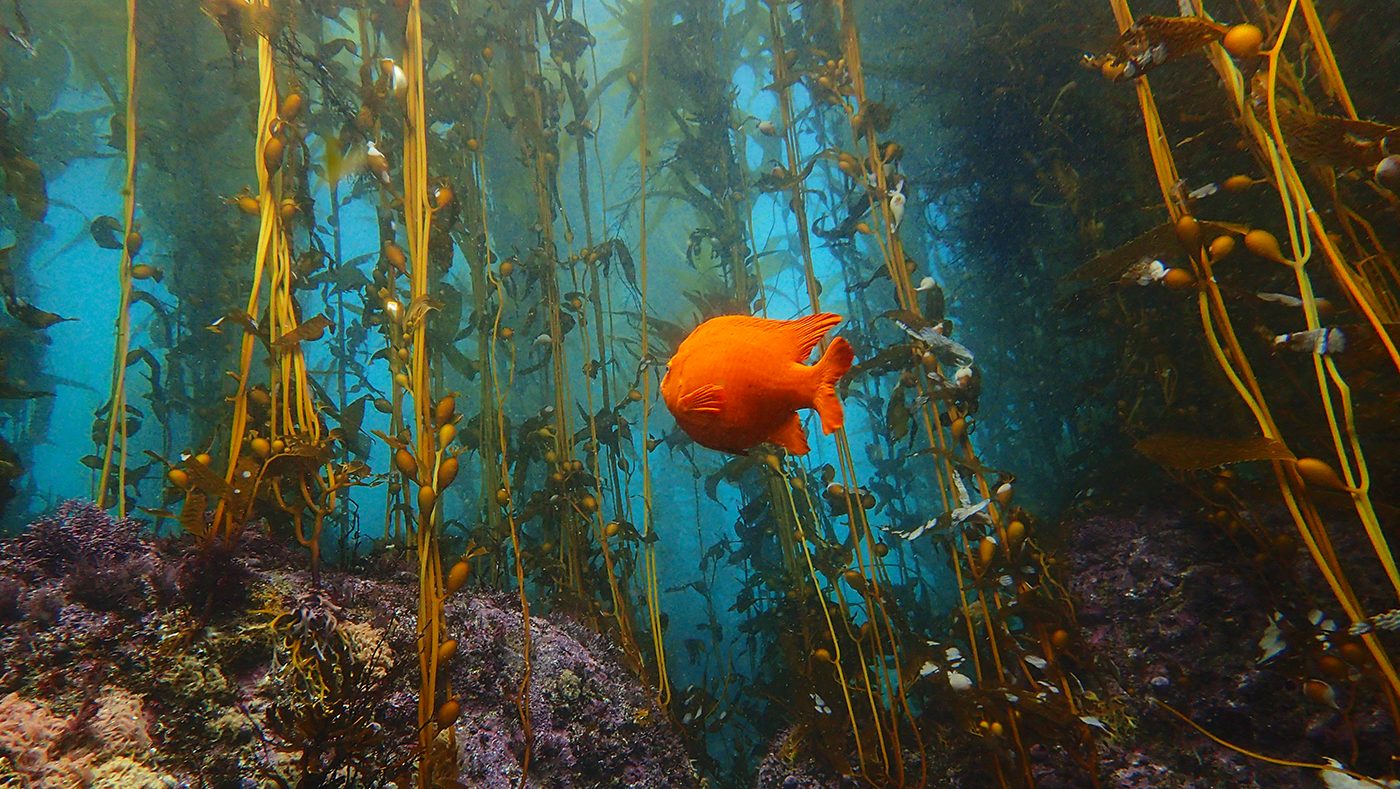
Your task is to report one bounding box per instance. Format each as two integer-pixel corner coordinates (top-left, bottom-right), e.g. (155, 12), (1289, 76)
(447, 593), (699, 788)
(1064, 504), (1393, 787)
(0, 501), (699, 787)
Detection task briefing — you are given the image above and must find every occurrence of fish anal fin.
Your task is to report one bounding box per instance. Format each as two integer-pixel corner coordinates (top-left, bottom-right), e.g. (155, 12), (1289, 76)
(679, 383), (724, 415)
(812, 336), (854, 434)
(766, 413), (811, 455)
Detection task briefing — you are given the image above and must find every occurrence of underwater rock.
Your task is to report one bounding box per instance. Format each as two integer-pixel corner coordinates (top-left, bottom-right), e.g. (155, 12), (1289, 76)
(253, 570), (700, 787)
(444, 593), (700, 788)
(0, 501), (699, 786)
(0, 688), (172, 787)
(9, 501), (144, 567)
(753, 726), (861, 788)
(0, 499), (157, 618)
(753, 724), (971, 788)
(1062, 505), (1394, 787)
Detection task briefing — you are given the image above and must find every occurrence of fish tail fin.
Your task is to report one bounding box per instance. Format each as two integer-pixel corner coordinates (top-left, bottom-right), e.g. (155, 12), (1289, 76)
(811, 336), (854, 435)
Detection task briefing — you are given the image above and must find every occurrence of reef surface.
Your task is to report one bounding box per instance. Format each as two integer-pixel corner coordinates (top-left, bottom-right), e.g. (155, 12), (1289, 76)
(0, 501), (698, 787)
(754, 503), (1395, 788)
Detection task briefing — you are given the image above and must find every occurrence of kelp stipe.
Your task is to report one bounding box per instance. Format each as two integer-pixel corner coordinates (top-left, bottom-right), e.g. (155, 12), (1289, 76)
(94, 0), (139, 519)
(1102, 0), (1400, 775)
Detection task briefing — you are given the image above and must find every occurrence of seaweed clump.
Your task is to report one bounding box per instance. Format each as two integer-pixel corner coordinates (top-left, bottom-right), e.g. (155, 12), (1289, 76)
(1064, 504), (1396, 787)
(5, 499), (154, 612)
(0, 687), (174, 786)
(0, 500), (701, 784)
(256, 586), (417, 786)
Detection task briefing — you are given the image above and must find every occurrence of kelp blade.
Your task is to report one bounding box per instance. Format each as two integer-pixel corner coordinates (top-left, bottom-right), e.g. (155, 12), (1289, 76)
(1135, 433), (1295, 470)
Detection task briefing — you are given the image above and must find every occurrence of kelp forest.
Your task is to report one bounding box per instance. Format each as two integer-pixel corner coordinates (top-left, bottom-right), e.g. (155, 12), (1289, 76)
(0, 0), (1397, 786)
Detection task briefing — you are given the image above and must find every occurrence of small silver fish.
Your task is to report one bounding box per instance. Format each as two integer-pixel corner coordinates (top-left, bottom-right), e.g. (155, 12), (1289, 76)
(1349, 608), (1400, 636)
(888, 180), (906, 232)
(366, 141), (391, 185)
(1256, 292), (1305, 308)
(895, 474), (993, 541)
(886, 313), (974, 367)
(1273, 327), (1346, 355)
(925, 369), (961, 400)
(1256, 292), (1334, 313)
(950, 499), (992, 526)
(1122, 257), (1167, 286)
(1187, 182), (1219, 201)
(925, 365), (975, 401)
(1120, 43), (1169, 80)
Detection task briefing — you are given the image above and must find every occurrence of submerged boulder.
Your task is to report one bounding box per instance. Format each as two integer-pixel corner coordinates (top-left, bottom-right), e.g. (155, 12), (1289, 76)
(447, 594), (699, 787)
(1063, 504), (1394, 787)
(0, 501), (698, 786)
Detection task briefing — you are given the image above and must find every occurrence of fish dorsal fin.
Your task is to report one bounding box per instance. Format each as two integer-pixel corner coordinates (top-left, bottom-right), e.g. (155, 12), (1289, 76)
(766, 413), (810, 455)
(711, 314), (828, 363)
(678, 383), (724, 415)
(783, 313), (843, 362)
(693, 313), (842, 362)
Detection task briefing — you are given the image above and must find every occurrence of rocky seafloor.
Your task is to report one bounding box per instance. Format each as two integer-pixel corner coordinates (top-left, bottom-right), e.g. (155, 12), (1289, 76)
(0, 501), (699, 787)
(753, 504), (1397, 788)
(1059, 503), (1394, 788)
(3, 500), (1394, 788)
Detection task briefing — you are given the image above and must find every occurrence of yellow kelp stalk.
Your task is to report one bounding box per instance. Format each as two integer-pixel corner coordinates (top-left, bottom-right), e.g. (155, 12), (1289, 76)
(460, 33), (537, 783)
(558, 1), (645, 668)
(455, 55), (504, 576)
(767, 7), (918, 789)
(505, 12), (585, 599)
(764, 9), (890, 784)
(96, 0), (140, 517)
(485, 237), (537, 787)
(760, 1), (948, 782)
(837, 3), (1093, 769)
(478, 118), (540, 786)
(634, 0), (674, 709)
(400, 1), (459, 783)
(1107, 0), (1400, 709)
(198, 0), (337, 580)
(348, 6), (408, 551)
(765, 0), (1096, 783)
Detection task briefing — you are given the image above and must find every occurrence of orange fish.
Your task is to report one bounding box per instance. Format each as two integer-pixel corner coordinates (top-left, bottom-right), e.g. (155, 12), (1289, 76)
(661, 313), (854, 455)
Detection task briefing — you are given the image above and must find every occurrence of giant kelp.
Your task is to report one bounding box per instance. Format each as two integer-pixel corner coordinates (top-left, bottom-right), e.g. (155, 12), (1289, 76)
(2, 0), (1397, 786)
(8, 0), (1103, 784)
(1075, 0), (1400, 782)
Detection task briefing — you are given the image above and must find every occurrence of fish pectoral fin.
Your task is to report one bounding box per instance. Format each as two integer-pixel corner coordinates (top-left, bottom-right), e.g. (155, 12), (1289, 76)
(766, 413), (810, 455)
(678, 384), (725, 415)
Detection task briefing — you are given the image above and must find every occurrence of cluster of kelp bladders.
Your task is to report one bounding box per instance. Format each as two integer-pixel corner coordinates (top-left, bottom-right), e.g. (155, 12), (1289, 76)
(1075, 0), (1400, 782)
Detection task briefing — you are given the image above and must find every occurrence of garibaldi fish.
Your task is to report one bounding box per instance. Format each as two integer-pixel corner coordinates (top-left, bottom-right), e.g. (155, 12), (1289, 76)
(661, 313), (854, 455)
